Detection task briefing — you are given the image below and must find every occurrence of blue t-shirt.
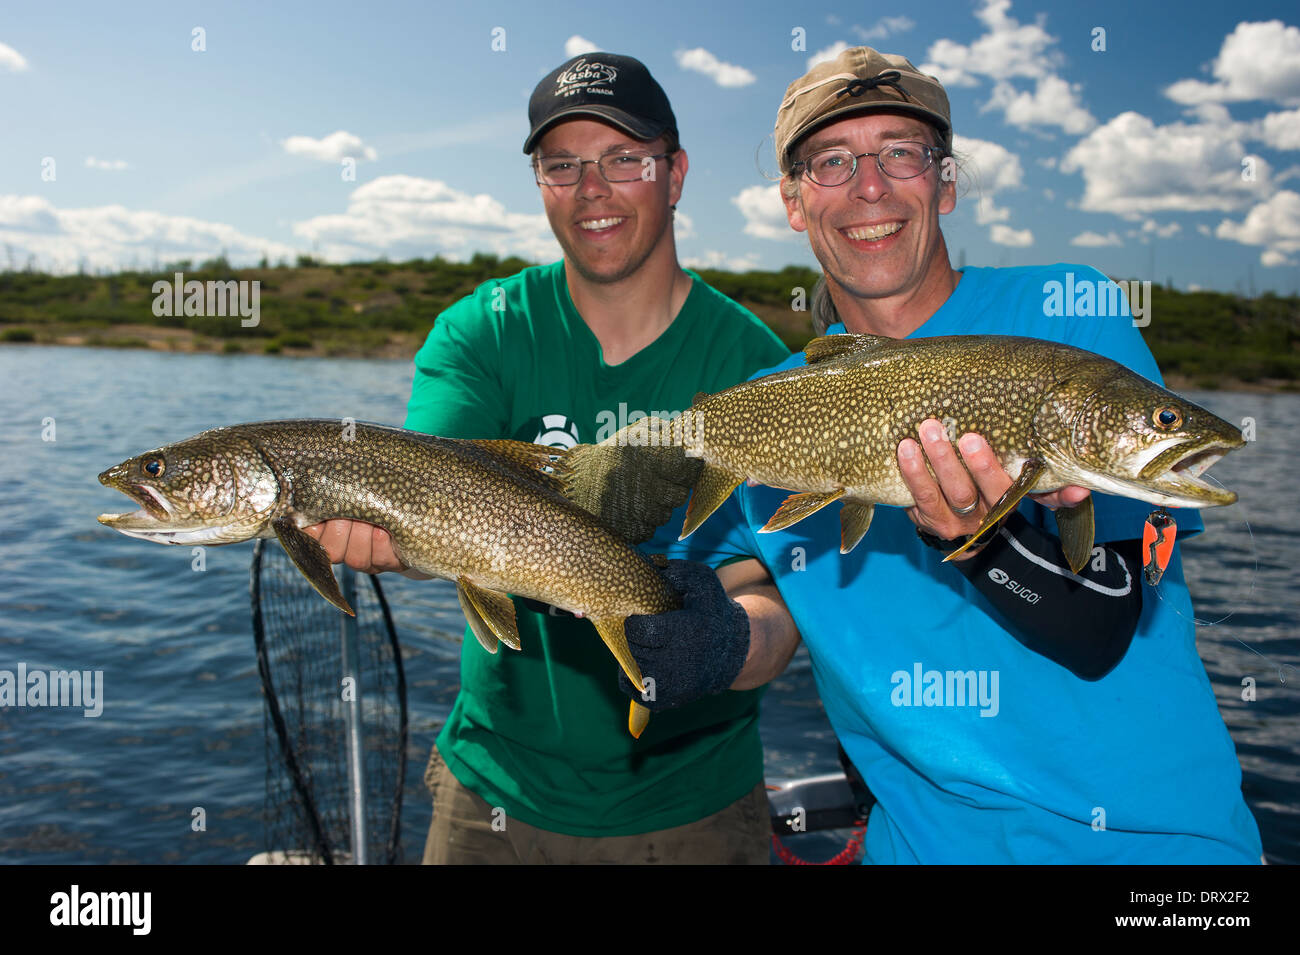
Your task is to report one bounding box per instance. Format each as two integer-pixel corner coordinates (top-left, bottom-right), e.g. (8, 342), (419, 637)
(669, 264), (1262, 863)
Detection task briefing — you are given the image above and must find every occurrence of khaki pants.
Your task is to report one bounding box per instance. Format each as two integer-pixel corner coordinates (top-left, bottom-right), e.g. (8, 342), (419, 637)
(421, 745), (770, 865)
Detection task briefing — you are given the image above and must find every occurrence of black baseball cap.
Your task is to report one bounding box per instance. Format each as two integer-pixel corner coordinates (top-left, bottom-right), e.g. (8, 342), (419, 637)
(523, 53), (678, 154)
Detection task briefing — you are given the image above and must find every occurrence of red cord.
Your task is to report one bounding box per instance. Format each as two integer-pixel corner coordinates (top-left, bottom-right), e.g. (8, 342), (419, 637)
(771, 821), (866, 865)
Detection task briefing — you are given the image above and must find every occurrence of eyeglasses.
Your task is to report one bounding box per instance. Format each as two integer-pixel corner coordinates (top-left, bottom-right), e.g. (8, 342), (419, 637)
(791, 142), (942, 186)
(533, 150), (671, 186)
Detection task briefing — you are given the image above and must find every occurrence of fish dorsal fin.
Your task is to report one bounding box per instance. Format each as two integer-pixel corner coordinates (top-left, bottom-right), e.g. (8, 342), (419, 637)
(461, 439), (565, 496)
(803, 334), (894, 364)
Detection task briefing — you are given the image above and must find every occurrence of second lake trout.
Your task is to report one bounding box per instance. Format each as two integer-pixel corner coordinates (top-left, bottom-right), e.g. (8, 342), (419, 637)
(566, 334), (1246, 573)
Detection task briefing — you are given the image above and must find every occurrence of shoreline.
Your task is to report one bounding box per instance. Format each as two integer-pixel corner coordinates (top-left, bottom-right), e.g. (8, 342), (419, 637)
(4, 331), (1295, 394)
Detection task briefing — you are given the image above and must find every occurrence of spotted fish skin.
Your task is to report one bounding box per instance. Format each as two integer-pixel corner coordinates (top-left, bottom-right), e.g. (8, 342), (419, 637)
(97, 420), (675, 736)
(654, 334), (1244, 557)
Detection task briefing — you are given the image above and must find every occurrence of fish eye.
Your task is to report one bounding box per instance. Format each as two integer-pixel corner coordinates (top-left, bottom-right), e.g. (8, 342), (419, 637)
(1152, 407), (1183, 431)
(142, 456), (165, 477)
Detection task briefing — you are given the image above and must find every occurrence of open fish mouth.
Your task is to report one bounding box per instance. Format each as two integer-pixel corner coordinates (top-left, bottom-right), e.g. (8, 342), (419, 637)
(1137, 440), (1240, 505)
(97, 481), (175, 528)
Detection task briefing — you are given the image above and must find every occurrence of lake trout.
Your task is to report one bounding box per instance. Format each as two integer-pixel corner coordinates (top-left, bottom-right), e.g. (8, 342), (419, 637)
(97, 419), (674, 737)
(562, 334), (1245, 574)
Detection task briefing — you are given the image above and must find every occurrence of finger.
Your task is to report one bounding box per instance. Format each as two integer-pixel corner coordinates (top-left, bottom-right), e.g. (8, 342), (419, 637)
(344, 522), (375, 572)
(317, 519), (350, 563)
(917, 419), (980, 515)
(898, 437), (949, 529)
(370, 527), (406, 573)
(956, 433), (1013, 508)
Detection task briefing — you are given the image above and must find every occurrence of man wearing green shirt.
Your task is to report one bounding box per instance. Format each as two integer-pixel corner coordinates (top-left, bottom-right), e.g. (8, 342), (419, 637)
(306, 53), (788, 863)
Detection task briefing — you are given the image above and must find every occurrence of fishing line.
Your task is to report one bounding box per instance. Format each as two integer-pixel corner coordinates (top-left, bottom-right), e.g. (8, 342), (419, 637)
(1150, 474), (1296, 686)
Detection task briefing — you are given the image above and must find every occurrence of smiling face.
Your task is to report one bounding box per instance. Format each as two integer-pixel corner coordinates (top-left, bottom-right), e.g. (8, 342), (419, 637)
(782, 113), (957, 324)
(535, 118), (686, 286)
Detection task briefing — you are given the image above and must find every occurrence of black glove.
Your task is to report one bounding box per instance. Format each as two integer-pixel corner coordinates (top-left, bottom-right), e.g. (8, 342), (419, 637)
(619, 560), (750, 711)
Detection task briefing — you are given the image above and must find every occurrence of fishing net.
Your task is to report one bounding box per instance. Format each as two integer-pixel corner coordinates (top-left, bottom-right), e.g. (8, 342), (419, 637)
(250, 539), (408, 864)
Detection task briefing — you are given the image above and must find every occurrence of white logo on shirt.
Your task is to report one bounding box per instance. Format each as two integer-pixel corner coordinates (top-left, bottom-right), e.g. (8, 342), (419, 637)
(533, 413), (580, 450)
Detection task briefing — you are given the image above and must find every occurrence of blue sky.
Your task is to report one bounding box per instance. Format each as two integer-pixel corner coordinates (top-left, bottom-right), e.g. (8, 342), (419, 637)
(3, 0), (1299, 293)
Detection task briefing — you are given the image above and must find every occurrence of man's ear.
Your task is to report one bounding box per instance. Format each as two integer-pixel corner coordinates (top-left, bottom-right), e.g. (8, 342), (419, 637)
(667, 148), (688, 207)
(781, 179), (807, 233)
(938, 161), (957, 216)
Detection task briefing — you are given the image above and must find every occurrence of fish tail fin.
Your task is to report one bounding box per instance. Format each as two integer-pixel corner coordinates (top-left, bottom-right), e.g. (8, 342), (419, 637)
(555, 423), (702, 543)
(592, 616), (651, 738)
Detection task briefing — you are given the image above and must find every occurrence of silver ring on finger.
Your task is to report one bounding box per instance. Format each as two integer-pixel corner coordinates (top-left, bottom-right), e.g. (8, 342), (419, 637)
(949, 498), (979, 517)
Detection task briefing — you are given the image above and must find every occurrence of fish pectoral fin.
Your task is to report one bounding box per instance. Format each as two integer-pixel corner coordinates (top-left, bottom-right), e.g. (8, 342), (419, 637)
(681, 463), (744, 539)
(943, 458), (1045, 564)
(1054, 495), (1096, 575)
(272, 517), (355, 616)
(803, 333), (893, 364)
(629, 702), (651, 739)
(839, 502), (876, 554)
(591, 617), (651, 739)
(455, 577), (521, 654)
(761, 489), (846, 533)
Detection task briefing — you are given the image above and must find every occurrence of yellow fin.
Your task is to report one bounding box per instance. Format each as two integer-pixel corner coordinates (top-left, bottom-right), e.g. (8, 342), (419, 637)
(681, 463), (744, 539)
(1055, 495), (1096, 575)
(760, 489), (846, 533)
(592, 617), (651, 739)
(839, 502), (876, 554)
(455, 577), (521, 654)
(628, 702), (651, 739)
(944, 458), (1044, 563)
(272, 517), (355, 616)
(803, 334), (893, 364)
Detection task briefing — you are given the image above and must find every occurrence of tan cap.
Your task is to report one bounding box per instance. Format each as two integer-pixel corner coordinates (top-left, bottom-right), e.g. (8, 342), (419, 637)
(775, 46), (951, 173)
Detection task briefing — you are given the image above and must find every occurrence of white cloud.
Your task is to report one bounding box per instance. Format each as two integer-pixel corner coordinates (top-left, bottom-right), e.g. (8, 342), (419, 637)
(675, 48), (755, 88)
(1060, 110), (1270, 216)
(292, 174), (559, 263)
(281, 130), (377, 163)
(0, 41), (27, 72)
(731, 184), (793, 241)
(1260, 108), (1300, 150)
(853, 16), (915, 42)
(0, 194), (297, 273)
(985, 75), (1095, 134)
(1141, 220), (1182, 238)
(565, 35), (600, 57)
(953, 135), (1029, 239)
(922, 0), (1094, 132)
(673, 210), (695, 241)
(682, 250), (761, 272)
(1071, 231), (1122, 247)
(990, 224), (1033, 247)
(85, 157), (129, 171)
(1215, 190), (1300, 266)
(922, 0), (1059, 86)
(1165, 21), (1300, 107)
(808, 41), (850, 71)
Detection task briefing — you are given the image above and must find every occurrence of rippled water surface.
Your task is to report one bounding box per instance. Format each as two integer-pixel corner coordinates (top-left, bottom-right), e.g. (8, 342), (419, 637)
(0, 346), (1294, 863)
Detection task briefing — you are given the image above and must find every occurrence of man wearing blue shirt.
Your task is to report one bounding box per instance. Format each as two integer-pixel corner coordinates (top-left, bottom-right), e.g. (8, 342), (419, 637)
(624, 46), (1262, 863)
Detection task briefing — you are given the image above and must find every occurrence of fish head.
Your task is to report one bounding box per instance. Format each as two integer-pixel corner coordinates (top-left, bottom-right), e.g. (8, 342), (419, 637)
(1042, 368), (1244, 508)
(97, 429), (282, 544)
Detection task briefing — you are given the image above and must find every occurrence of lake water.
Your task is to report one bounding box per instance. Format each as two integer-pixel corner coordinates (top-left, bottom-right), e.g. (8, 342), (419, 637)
(0, 345), (1295, 864)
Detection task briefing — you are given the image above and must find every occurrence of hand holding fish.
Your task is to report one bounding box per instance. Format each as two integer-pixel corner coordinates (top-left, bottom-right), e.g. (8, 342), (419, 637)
(301, 519), (432, 579)
(898, 418), (1092, 560)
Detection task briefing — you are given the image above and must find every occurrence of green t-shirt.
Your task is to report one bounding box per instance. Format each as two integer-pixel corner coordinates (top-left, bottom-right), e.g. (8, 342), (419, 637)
(404, 259), (789, 836)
